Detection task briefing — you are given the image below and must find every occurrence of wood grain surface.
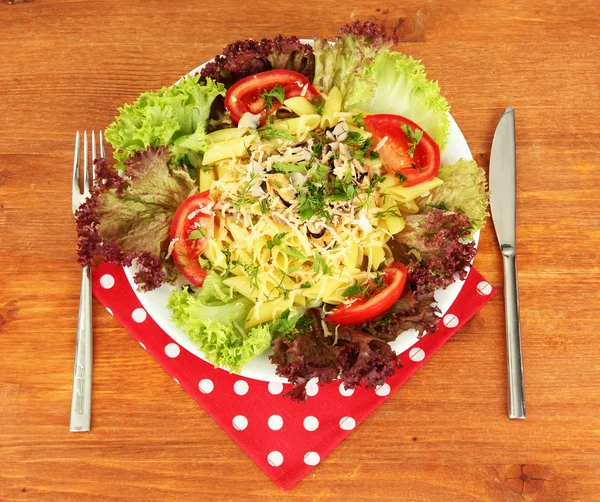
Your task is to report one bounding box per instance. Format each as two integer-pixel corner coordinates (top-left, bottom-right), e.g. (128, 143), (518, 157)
(1, 0), (599, 500)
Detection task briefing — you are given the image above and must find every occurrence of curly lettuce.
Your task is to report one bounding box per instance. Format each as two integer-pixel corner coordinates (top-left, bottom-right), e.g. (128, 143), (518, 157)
(201, 35), (315, 87)
(313, 21), (450, 151)
(167, 278), (271, 372)
(75, 147), (196, 291)
(417, 159), (490, 236)
(105, 76), (225, 169)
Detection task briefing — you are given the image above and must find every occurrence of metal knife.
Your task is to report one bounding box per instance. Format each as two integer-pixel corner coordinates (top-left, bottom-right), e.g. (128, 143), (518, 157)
(489, 107), (526, 419)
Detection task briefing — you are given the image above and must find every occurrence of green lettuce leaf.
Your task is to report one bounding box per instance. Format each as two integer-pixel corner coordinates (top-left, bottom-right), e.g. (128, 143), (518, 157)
(105, 76), (225, 169)
(167, 281), (271, 372)
(313, 33), (388, 108)
(353, 51), (451, 151)
(312, 23), (451, 151)
(416, 159), (490, 237)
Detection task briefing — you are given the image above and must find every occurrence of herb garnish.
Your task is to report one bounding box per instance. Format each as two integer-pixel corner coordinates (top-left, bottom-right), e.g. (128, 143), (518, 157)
(260, 84), (286, 110)
(395, 171), (407, 185)
(400, 123), (423, 157)
(312, 252), (331, 275)
(260, 125), (294, 141)
(266, 232), (288, 249)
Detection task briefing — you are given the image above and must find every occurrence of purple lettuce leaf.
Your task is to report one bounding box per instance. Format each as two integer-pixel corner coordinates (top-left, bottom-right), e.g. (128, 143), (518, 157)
(75, 147), (195, 291)
(391, 209), (477, 299)
(269, 310), (400, 402)
(200, 35), (315, 88)
(358, 288), (441, 341)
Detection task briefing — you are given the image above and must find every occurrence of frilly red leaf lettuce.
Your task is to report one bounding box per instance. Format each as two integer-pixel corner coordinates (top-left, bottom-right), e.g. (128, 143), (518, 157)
(75, 147), (195, 291)
(200, 35), (315, 88)
(269, 310), (399, 401)
(358, 288), (441, 341)
(392, 209), (477, 299)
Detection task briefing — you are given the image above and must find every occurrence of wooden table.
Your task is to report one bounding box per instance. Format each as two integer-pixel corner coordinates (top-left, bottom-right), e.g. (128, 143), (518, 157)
(1, 1), (599, 500)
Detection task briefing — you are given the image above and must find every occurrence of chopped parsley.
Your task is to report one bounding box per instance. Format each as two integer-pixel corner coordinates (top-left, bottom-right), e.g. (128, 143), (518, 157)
(279, 247), (307, 261)
(395, 171), (407, 185)
(231, 173), (259, 211)
(260, 125), (294, 141)
(266, 232), (288, 249)
(298, 178), (330, 221)
(300, 281), (312, 289)
(259, 198), (270, 214)
(342, 282), (362, 297)
(260, 84), (285, 110)
(400, 123), (423, 157)
(312, 252), (331, 275)
(274, 308), (300, 335)
(352, 112), (365, 127)
(274, 309), (315, 337)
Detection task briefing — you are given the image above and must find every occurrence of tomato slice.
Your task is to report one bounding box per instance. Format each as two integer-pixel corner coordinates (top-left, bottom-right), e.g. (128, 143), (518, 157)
(225, 69), (320, 125)
(364, 114), (440, 187)
(169, 190), (214, 287)
(326, 264), (408, 325)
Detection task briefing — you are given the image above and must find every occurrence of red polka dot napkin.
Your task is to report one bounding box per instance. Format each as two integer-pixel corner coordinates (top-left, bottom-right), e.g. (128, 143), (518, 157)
(92, 263), (495, 490)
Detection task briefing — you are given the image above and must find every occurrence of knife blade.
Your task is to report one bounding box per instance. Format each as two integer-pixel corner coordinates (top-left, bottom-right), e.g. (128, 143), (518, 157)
(489, 107), (526, 419)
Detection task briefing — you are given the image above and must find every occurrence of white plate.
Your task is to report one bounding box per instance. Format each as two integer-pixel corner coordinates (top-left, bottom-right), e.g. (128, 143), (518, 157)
(124, 45), (477, 383)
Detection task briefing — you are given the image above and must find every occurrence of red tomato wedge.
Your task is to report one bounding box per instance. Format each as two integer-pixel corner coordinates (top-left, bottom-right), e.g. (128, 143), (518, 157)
(169, 190), (215, 287)
(364, 114), (440, 187)
(225, 69), (320, 125)
(326, 263), (408, 325)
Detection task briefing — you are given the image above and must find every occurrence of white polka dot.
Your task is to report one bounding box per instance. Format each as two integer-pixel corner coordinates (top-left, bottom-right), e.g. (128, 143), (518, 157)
(105, 307), (113, 316)
(139, 341), (146, 350)
(267, 451), (283, 467)
(375, 383), (391, 396)
(99, 274), (115, 289)
(303, 416), (319, 431)
(164, 343), (180, 358)
(339, 416), (356, 431)
(339, 382), (354, 397)
(268, 414), (283, 430)
(477, 281), (492, 296)
(268, 382), (284, 395)
(304, 451), (320, 466)
(131, 308), (147, 323)
(198, 379), (214, 394)
(443, 313), (459, 328)
(232, 415), (248, 431)
(409, 347), (426, 362)
(173, 378), (180, 385)
(305, 378), (319, 397)
(234, 380), (249, 396)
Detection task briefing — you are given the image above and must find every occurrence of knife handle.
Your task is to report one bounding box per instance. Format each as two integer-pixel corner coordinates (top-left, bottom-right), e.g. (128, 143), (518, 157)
(501, 246), (526, 419)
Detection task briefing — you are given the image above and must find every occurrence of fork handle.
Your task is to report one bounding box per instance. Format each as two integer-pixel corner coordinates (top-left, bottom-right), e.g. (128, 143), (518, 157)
(70, 265), (93, 432)
(502, 249), (526, 419)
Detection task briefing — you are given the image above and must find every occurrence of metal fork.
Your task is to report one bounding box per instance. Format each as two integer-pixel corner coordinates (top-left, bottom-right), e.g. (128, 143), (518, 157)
(70, 131), (105, 432)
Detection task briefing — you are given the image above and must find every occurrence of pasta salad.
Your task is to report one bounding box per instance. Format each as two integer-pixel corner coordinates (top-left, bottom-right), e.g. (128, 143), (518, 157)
(76, 21), (489, 400)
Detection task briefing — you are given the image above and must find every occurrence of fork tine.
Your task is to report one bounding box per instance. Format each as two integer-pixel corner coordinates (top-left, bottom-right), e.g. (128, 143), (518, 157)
(99, 130), (106, 159)
(83, 131), (90, 194)
(72, 131), (81, 195)
(91, 130), (97, 184)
